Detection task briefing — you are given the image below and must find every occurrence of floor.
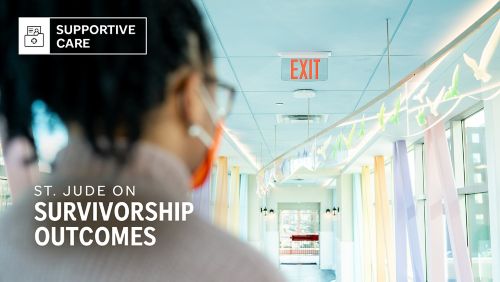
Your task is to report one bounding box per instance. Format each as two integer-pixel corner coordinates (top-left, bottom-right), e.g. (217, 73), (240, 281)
(280, 264), (336, 282)
(280, 255), (319, 264)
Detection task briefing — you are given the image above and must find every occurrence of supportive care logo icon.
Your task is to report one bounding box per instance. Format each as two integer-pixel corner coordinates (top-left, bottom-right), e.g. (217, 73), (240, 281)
(19, 17), (50, 54)
(19, 17), (147, 55)
(24, 26), (44, 47)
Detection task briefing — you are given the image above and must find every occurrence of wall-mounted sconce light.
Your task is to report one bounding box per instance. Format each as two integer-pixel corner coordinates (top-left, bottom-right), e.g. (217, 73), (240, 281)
(325, 207), (340, 216)
(260, 207), (274, 216)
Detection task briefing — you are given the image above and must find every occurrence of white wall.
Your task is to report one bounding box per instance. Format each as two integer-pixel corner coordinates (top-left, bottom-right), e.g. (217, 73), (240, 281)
(336, 174), (354, 282)
(246, 175), (262, 250)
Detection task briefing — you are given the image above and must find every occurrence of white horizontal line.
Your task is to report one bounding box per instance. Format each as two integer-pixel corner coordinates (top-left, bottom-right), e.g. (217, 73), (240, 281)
(278, 51), (332, 58)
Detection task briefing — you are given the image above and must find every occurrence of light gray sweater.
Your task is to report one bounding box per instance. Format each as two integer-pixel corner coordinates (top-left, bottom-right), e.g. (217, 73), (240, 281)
(0, 141), (284, 282)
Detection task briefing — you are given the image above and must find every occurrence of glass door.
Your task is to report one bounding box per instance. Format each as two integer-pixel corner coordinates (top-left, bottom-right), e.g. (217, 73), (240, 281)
(279, 204), (320, 265)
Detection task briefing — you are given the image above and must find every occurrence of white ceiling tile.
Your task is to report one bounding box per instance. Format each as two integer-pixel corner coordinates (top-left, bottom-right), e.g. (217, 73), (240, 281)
(194, 0), (225, 58)
(364, 55), (426, 91)
(202, 0), (410, 56)
(243, 91), (362, 115)
(389, 0), (497, 56)
(229, 92), (251, 114)
(224, 114), (259, 131)
(214, 58), (241, 90)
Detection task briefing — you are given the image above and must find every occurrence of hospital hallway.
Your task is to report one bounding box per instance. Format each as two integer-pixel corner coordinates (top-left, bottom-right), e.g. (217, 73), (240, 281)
(189, 0), (500, 279)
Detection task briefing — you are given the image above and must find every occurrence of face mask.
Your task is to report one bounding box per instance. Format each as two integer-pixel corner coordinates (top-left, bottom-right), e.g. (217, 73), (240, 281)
(190, 122), (223, 188)
(189, 85), (223, 189)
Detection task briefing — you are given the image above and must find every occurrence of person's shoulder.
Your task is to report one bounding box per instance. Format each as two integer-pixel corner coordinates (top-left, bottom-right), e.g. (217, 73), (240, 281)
(0, 203), (36, 279)
(0, 200), (32, 244)
(159, 215), (285, 282)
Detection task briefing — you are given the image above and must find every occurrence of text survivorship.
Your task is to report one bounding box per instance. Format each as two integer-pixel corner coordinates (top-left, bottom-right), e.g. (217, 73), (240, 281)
(34, 201), (194, 222)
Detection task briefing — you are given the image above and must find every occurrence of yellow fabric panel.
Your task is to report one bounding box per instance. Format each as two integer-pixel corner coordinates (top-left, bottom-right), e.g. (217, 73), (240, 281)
(374, 156), (395, 282)
(214, 156), (229, 229)
(361, 165), (374, 282)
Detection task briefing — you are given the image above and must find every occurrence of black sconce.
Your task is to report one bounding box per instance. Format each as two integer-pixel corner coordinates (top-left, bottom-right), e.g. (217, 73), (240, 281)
(325, 207), (340, 216)
(260, 207), (274, 216)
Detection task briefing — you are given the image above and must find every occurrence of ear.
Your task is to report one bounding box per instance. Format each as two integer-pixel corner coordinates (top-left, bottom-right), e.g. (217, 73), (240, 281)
(178, 71), (204, 126)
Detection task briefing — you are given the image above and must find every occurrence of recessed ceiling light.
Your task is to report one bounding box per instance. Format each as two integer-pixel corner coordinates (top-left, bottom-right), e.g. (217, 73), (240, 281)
(275, 102), (284, 106)
(293, 89), (316, 99)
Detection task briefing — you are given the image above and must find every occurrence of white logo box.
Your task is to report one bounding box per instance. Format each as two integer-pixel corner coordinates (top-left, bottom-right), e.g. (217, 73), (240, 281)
(19, 17), (51, 55)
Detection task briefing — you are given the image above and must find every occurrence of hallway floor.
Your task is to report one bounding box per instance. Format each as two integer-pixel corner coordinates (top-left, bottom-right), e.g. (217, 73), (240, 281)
(279, 264), (336, 282)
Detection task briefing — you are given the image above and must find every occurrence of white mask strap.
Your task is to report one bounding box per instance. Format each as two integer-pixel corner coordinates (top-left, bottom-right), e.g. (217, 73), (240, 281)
(188, 124), (213, 148)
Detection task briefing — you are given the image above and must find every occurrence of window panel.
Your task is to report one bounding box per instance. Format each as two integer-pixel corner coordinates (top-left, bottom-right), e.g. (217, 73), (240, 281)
(407, 150), (416, 195)
(463, 110), (487, 186)
(446, 128), (452, 154)
(419, 108), (491, 281)
(466, 193), (492, 281)
(444, 195), (467, 281)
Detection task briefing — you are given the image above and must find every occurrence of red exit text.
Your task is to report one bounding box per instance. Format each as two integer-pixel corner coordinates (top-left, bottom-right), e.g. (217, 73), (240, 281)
(290, 58), (321, 80)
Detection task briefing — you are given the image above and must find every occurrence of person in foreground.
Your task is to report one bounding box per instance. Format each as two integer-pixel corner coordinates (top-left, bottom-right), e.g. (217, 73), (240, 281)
(0, 0), (285, 281)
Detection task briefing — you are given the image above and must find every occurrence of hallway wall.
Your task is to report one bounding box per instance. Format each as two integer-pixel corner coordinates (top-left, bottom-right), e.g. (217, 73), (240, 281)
(247, 175), (262, 250)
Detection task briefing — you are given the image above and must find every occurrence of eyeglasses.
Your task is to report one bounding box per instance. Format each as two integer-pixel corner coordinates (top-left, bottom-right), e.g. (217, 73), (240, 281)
(204, 75), (236, 121)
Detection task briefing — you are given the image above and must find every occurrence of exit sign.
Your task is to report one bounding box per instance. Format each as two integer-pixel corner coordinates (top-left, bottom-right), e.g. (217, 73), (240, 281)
(281, 57), (328, 81)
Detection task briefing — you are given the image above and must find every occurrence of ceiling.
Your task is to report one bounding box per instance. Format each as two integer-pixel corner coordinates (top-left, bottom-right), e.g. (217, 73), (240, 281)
(194, 0), (497, 173)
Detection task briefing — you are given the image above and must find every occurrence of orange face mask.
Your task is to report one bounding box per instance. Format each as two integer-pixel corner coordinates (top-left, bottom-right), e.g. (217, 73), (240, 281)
(191, 123), (223, 189)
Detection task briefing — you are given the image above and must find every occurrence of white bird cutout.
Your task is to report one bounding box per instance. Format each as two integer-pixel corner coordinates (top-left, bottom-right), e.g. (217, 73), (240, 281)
(413, 82), (430, 104)
(463, 19), (500, 83)
(316, 135), (332, 160)
(425, 86), (446, 117)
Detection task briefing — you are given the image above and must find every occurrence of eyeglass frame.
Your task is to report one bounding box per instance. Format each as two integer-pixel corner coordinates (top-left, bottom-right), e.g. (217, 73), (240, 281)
(202, 74), (236, 121)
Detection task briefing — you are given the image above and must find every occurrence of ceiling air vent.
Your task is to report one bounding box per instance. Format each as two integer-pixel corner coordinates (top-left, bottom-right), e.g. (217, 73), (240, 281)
(276, 114), (328, 124)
